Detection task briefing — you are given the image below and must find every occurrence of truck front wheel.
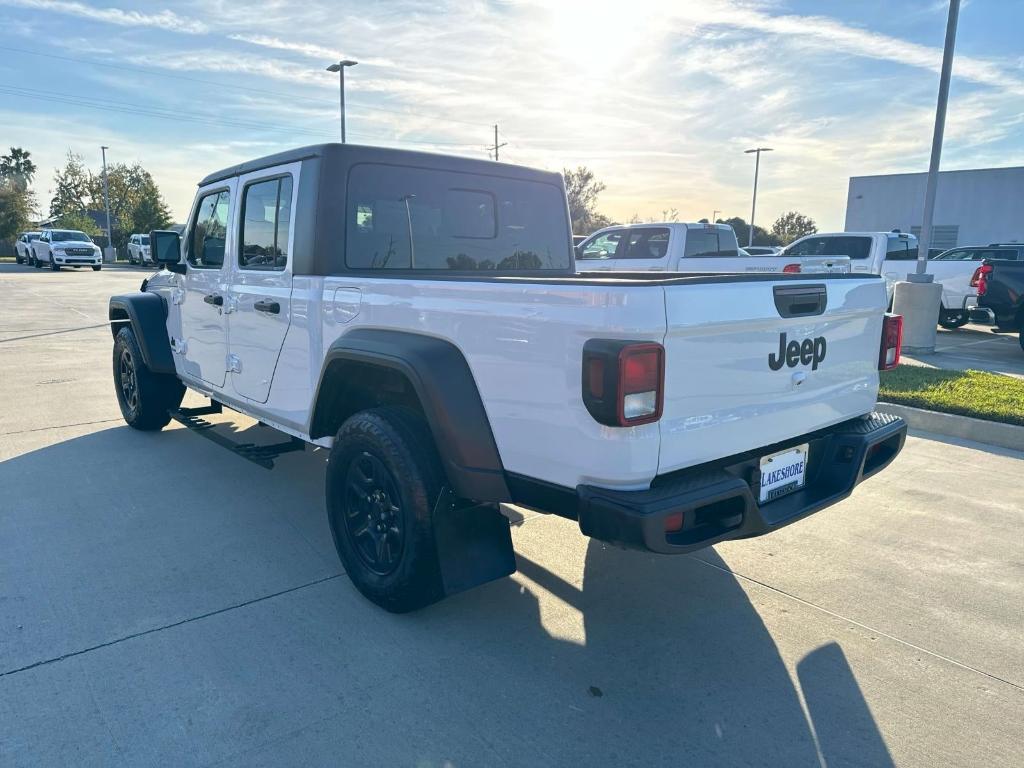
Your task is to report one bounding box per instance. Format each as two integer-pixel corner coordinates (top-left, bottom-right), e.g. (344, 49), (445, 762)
(112, 326), (184, 431)
(326, 407), (445, 613)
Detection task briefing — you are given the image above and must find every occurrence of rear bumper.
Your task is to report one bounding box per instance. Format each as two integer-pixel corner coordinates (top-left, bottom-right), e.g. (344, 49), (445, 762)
(573, 412), (906, 554)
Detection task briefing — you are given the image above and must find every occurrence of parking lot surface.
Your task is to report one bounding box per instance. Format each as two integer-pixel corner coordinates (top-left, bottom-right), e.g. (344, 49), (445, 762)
(903, 324), (1024, 378)
(1, 263), (1022, 767)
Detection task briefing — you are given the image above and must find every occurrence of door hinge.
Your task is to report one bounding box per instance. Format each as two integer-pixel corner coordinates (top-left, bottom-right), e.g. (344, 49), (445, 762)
(226, 354), (241, 373)
(170, 337), (187, 354)
(171, 288), (185, 305)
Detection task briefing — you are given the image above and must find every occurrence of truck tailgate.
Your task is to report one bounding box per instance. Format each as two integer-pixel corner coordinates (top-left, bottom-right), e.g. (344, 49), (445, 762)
(658, 277), (885, 475)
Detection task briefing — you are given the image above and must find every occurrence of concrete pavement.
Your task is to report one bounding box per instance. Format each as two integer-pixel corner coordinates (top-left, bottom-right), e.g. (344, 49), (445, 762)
(1, 264), (1022, 767)
(902, 324), (1024, 378)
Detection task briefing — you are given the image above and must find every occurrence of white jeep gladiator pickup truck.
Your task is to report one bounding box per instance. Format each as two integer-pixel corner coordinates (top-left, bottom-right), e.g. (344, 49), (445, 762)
(576, 222), (849, 274)
(109, 144), (907, 612)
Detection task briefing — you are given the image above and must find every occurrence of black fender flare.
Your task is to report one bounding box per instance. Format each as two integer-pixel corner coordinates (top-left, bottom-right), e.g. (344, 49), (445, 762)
(311, 329), (510, 503)
(108, 293), (175, 375)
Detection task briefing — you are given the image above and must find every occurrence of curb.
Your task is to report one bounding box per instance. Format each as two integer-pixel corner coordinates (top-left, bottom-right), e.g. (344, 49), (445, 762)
(876, 402), (1024, 453)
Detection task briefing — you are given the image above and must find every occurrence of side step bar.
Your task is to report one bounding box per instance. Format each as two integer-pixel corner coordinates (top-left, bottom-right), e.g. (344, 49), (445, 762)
(170, 401), (305, 469)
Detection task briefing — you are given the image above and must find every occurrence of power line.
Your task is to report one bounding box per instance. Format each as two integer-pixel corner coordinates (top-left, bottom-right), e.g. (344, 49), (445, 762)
(0, 44), (495, 129)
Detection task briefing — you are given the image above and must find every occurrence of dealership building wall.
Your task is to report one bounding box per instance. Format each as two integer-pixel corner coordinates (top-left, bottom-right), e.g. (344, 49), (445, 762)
(844, 166), (1024, 249)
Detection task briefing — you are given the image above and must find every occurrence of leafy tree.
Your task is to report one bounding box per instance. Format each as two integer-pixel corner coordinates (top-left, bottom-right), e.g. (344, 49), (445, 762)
(0, 147), (37, 242)
(563, 166), (612, 235)
(87, 162), (171, 251)
(771, 211), (817, 244)
(717, 216), (782, 247)
(1, 147), (36, 192)
(0, 178), (36, 242)
(53, 210), (102, 237)
(49, 151), (91, 218)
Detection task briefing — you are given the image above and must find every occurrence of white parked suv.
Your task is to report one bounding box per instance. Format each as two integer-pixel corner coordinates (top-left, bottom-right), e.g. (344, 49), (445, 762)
(32, 229), (103, 271)
(109, 144), (906, 613)
(15, 231), (41, 264)
(127, 233), (153, 265)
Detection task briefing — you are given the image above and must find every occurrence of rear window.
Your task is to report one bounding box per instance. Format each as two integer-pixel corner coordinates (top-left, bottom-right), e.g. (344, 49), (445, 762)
(683, 228), (738, 258)
(885, 237), (919, 261)
(786, 236), (872, 259)
(345, 164), (570, 272)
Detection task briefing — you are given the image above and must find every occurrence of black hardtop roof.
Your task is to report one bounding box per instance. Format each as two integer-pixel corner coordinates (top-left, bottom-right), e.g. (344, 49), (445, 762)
(198, 143), (562, 187)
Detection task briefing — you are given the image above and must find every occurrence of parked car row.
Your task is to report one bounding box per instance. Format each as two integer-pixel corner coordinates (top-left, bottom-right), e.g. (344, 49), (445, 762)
(11, 230), (161, 271)
(969, 250), (1024, 352)
(574, 225), (1015, 332)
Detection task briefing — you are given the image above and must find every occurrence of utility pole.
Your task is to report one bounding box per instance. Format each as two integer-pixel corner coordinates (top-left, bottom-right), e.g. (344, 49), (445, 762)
(100, 145), (114, 263)
(325, 60), (358, 142)
(744, 147), (772, 247)
(711, 209), (721, 224)
(893, 0), (960, 355)
(491, 124), (507, 161)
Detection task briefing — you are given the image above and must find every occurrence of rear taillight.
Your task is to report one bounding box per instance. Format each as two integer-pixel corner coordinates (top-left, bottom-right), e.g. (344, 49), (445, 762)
(583, 340), (665, 427)
(879, 313), (903, 371)
(971, 263), (993, 295)
(783, 263), (801, 274)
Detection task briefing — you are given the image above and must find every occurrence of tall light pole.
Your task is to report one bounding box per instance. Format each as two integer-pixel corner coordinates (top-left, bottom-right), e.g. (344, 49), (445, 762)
(326, 59), (358, 143)
(914, 0), (960, 277)
(744, 147), (772, 247)
(100, 145), (113, 263)
(893, 0), (960, 355)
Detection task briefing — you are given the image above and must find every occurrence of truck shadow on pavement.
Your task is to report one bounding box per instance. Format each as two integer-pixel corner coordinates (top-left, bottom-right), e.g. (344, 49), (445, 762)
(0, 421), (894, 767)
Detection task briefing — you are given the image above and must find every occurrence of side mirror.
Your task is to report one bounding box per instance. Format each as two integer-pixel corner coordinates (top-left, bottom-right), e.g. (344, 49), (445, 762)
(150, 229), (185, 273)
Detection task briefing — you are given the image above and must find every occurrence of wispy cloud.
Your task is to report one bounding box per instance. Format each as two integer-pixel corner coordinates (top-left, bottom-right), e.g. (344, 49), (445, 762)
(0, 0), (207, 33)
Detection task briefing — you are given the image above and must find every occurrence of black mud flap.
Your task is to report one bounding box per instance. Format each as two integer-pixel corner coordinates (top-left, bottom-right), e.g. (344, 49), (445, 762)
(432, 488), (516, 597)
(170, 403), (306, 470)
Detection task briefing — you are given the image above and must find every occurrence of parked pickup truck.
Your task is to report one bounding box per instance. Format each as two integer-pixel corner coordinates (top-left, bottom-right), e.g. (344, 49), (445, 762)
(970, 259), (1024, 352)
(108, 144), (907, 612)
(576, 222), (849, 275)
(782, 231), (985, 328)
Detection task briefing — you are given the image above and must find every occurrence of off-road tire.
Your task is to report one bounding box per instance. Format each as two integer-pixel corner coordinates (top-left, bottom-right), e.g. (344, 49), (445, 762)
(92, 266), (101, 271)
(112, 326), (184, 431)
(326, 407), (445, 613)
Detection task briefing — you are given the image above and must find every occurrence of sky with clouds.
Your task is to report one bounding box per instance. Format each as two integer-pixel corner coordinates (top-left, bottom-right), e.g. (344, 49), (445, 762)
(1, 0), (1022, 229)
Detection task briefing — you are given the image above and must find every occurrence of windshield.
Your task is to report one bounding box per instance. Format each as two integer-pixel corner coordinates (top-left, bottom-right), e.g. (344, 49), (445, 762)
(51, 230), (91, 242)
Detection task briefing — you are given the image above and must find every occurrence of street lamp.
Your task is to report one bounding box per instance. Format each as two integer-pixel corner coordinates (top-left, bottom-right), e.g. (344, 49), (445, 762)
(326, 59), (358, 143)
(744, 147), (772, 247)
(100, 145), (114, 263)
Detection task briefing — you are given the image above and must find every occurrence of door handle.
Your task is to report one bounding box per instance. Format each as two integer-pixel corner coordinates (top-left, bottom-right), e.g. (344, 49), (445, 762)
(203, 293), (223, 307)
(254, 299), (281, 315)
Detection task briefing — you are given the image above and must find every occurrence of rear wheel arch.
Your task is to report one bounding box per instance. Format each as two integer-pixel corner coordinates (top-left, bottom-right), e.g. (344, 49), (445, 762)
(310, 330), (510, 502)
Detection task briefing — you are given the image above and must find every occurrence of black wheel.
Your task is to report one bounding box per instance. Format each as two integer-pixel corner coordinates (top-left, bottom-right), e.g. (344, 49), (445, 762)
(92, 265), (101, 271)
(326, 407), (445, 613)
(112, 327), (184, 431)
(939, 311), (968, 329)
(49, 257), (59, 271)
(33, 255), (41, 268)
(15, 254), (22, 264)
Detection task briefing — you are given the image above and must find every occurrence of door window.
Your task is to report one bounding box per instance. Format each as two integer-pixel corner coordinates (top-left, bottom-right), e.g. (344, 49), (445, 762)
(621, 228), (670, 259)
(579, 231), (625, 260)
(885, 237), (919, 260)
(239, 175), (293, 271)
(187, 189), (231, 269)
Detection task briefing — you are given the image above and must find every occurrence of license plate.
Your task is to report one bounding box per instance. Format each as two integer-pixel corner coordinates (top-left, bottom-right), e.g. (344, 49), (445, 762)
(758, 444), (808, 504)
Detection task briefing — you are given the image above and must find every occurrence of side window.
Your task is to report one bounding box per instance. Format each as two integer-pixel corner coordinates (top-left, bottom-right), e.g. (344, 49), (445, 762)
(580, 231), (625, 260)
(684, 228), (737, 258)
(188, 189), (231, 269)
(239, 175), (293, 271)
(886, 238), (918, 260)
(621, 228), (670, 259)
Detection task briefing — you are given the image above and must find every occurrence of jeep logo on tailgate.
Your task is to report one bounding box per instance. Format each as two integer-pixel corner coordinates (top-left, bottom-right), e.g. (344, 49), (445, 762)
(769, 333), (827, 371)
